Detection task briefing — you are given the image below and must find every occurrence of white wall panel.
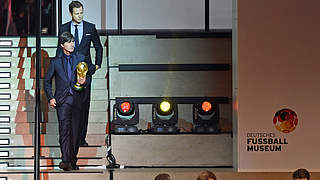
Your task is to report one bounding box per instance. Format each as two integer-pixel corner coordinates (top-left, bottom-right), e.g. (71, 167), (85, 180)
(210, 0), (232, 29)
(107, 0), (118, 29)
(123, 0), (204, 29)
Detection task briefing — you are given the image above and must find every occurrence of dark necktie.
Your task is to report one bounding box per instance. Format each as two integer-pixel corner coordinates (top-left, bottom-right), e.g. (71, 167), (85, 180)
(67, 56), (72, 80)
(67, 56), (73, 95)
(74, 25), (79, 47)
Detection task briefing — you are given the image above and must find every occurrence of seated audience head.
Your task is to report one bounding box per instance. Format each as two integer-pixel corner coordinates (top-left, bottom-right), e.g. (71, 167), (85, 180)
(155, 173), (171, 180)
(197, 170), (217, 180)
(293, 168), (310, 180)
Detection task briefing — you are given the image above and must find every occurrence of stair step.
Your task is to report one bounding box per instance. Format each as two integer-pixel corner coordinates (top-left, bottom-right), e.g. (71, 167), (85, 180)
(0, 170), (107, 180)
(0, 89), (108, 101)
(0, 111), (108, 123)
(0, 100), (108, 112)
(0, 47), (107, 60)
(0, 69), (107, 81)
(0, 37), (25, 47)
(0, 79), (108, 90)
(0, 146), (106, 158)
(0, 48), (28, 57)
(0, 122), (107, 135)
(0, 37), (58, 47)
(0, 157), (107, 167)
(0, 57), (108, 68)
(0, 36), (107, 47)
(0, 134), (106, 146)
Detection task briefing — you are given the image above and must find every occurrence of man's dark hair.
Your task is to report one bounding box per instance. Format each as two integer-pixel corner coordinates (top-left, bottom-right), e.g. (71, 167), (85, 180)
(293, 168), (310, 180)
(69, 1), (83, 13)
(58, 31), (74, 46)
(155, 173), (170, 180)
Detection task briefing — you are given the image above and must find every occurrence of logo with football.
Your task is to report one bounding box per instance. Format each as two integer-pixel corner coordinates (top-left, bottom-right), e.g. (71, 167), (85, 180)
(273, 108), (298, 133)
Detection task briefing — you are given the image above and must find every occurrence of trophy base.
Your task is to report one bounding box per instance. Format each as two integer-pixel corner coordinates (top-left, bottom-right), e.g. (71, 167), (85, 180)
(73, 85), (84, 92)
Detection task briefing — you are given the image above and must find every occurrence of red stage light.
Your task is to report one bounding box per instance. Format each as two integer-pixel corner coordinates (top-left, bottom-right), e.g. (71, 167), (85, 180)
(201, 101), (212, 112)
(120, 102), (131, 113)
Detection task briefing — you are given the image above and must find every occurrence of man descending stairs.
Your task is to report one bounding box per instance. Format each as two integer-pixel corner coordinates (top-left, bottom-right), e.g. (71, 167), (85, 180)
(0, 36), (108, 178)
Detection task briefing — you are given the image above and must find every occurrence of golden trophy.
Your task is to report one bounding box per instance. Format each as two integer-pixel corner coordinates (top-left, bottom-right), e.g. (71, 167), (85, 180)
(73, 62), (88, 91)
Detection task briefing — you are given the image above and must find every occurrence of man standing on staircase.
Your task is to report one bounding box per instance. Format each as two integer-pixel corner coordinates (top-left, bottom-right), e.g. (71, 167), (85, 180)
(57, 0), (103, 147)
(45, 32), (94, 171)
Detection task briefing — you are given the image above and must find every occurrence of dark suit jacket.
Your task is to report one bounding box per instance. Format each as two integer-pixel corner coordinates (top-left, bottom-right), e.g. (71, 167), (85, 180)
(57, 20), (103, 77)
(44, 52), (87, 107)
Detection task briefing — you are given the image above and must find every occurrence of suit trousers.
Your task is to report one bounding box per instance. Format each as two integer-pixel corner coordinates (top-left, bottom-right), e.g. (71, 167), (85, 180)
(56, 95), (81, 163)
(79, 82), (91, 143)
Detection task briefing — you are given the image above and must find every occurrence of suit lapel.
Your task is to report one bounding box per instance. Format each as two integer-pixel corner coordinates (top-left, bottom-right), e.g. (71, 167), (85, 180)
(67, 21), (71, 33)
(79, 21), (87, 48)
(59, 56), (69, 82)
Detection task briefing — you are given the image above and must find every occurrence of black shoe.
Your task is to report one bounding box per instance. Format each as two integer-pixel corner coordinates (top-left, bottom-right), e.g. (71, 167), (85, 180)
(80, 141), (88, 147)
(59, 162), (72, 171)
(71, 163), (79, 170)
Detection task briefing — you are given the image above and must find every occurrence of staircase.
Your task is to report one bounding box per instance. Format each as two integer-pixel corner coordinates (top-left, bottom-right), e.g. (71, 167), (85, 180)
(0, 34), (234, 180)
(0, 36), (109, 179)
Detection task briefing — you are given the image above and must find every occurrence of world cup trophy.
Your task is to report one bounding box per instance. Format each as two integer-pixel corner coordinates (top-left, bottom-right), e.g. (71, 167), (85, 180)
(73, 62), (88, 91)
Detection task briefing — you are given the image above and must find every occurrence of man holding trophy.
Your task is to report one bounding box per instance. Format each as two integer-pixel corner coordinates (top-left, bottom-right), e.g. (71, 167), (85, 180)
(44, 32), (94, 171)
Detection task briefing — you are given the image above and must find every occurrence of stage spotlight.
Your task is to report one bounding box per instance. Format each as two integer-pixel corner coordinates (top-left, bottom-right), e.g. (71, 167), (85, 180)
(201, 101), (213, 113)
(159, 101), (171, 114)
(151, 99), (179, 133)
(119, 101), (132, 114)
(193, 100), (220, 133)
(112, 100), (139, 133)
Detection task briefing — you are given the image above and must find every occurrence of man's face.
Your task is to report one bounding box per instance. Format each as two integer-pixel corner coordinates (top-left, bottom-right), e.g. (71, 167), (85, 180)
(70, 7), (83, 24)
(61, 40), (74, 55)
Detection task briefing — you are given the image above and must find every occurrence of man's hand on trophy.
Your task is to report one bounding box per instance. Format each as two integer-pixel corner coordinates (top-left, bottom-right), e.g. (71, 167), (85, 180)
(50, 98), (57, 108)
(74, 62), (88, 91)
(78, 76), (86, 85)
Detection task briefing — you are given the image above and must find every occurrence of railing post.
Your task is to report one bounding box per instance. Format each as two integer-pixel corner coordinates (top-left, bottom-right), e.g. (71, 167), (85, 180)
(58, 0), (62, 28)
(118, 0), (123, 34)
(34, 0), (41, 179)
(205, 0), (210, 31)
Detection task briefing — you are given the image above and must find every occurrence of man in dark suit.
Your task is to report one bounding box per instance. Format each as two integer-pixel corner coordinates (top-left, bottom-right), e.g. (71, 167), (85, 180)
(57, 1), (103, 146)
(45, 32), (94, 171)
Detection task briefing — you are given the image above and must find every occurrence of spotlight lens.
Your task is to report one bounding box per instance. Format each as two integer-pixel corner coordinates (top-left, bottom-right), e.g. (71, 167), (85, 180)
(160, 101), (171, 112)
(120, 102), (131, 112)
(202, 101), (212, 112)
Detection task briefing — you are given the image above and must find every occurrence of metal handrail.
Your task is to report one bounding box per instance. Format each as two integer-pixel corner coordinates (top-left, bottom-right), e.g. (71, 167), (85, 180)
(34, 0), (41, 179)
